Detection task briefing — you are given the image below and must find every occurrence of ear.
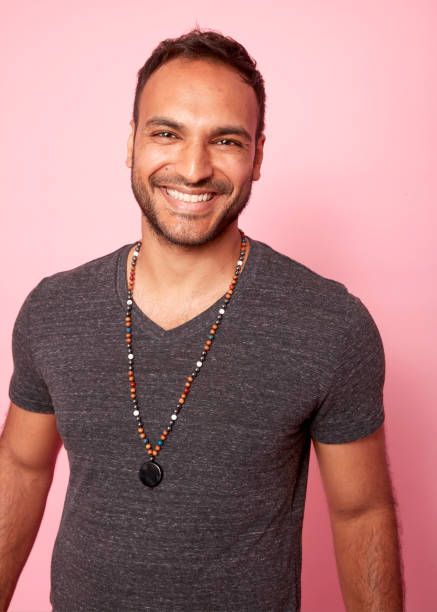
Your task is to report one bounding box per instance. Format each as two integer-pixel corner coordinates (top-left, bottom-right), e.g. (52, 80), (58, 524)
(252, 133), (265, 181)
(126, 120), (135, 168)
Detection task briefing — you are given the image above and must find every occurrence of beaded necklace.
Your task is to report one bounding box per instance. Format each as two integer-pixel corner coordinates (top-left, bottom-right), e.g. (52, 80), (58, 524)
(125, 229), (248, 487)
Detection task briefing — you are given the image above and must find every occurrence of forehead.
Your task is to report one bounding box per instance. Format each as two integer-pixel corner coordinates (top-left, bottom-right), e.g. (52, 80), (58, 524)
(137, 58), (259, 135)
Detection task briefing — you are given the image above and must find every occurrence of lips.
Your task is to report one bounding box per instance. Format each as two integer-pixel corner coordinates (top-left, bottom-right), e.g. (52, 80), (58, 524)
(165, 187), (215, 203)
(159, 187), (218, 214)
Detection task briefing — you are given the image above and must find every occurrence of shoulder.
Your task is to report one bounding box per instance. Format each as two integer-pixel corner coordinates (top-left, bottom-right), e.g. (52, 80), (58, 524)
(251, 237), (348, 310)
(249, 237), (382, 341)
(23, 244), (130, 309)
(14, 244), (131, 334)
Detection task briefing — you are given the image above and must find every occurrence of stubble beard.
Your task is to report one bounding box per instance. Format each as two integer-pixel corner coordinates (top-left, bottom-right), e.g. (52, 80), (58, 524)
(130, 163), (253, 248)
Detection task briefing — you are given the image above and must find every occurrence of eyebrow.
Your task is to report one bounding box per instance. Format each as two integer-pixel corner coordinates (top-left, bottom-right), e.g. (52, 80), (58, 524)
(144, 116), (252, 143)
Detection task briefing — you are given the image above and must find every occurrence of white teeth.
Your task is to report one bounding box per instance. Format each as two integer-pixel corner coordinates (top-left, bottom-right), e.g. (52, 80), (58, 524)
(166, 188), (214, 203)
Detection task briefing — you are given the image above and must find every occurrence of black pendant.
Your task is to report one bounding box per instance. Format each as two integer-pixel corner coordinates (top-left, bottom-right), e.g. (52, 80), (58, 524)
(139, 460), (163, 487)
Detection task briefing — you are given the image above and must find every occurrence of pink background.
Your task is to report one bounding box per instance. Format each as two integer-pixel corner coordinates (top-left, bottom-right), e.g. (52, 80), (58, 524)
(1, 1), (436, 610)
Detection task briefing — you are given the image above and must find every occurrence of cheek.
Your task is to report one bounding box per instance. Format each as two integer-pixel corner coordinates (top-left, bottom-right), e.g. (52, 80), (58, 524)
(226, 162), (254, 189)
(135, 144), (175, 173)
(213, 152), (254, 183)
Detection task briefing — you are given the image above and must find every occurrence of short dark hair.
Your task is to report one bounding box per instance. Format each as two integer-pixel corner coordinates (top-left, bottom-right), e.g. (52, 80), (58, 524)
(132, 28), (266, 140)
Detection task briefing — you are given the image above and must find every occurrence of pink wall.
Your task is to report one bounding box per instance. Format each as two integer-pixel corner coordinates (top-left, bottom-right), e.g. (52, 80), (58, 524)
(1, 1), (436, 610)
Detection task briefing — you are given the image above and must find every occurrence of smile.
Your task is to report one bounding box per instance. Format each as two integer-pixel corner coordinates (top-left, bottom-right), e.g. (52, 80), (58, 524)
(165, 188), (215, 203)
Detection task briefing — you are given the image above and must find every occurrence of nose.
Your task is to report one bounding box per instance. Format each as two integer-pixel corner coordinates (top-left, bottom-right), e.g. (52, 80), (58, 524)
(175, 140), (213, 185)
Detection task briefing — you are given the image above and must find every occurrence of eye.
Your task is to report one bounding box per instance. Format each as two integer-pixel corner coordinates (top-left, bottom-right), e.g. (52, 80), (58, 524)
(215, 138), (241, 147)
(152, 131), (177, 139)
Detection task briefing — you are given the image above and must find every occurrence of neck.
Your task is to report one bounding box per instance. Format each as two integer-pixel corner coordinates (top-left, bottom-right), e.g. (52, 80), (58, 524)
(131, 219), (248, 302)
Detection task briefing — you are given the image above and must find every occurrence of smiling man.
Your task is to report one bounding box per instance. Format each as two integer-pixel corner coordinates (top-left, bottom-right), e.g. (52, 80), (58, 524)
(129, 59), (261, 248)
(1, 29), (404, 612)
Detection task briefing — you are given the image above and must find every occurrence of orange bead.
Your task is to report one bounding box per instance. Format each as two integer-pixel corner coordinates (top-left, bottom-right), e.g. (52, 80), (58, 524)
(206, 340), (212, 346)
(147, 449), (153, 456)
(140, 433), (146, 439)
(162, 430), (168, 437)
(187, 376), (194, 383)
(146, 443), (152, 449)
(178, 398), (185, 405)
(160, 435), (166, 441)
(212, 324), (218, 330)
(152, 450), (157, 456)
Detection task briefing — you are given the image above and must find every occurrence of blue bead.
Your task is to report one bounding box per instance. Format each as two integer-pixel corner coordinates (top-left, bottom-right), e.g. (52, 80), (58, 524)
(126, 327), (132, 332)
(157, 440), (163, 446)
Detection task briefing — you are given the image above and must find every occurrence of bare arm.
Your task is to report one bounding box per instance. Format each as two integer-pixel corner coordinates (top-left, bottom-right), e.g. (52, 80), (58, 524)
(0, 403), (62, 611)
(313, 425), (405, 611)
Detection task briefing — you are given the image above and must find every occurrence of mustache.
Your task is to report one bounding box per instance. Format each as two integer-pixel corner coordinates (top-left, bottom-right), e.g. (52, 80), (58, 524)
(150, 175), (230, 194)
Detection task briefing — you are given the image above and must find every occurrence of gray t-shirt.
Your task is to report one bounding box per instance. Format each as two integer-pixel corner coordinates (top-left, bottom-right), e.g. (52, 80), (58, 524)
(9, 236), (385, 612)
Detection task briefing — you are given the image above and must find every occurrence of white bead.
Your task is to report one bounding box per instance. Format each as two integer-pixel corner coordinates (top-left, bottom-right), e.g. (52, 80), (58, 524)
(196, 360), (203, 367)
(127, 299), (133, 305)
(133, 409), (139, 416)
(171, 414), (177, 421)
(237, 260), (243, 266)
(128, 353), (134, 360)
(133, 250), (139, 257)
(219, 308), (225, 314)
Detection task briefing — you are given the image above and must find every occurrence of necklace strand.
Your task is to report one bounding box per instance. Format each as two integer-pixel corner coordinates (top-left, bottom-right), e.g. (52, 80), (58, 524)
(125, 230), (248, 474)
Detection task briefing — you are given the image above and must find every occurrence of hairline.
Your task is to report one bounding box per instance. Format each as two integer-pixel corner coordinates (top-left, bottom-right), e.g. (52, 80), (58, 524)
(133, 55), (264, 141)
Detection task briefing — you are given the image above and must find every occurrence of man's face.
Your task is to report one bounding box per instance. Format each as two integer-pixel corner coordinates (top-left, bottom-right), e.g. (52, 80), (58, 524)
(126, 57), (265, 247)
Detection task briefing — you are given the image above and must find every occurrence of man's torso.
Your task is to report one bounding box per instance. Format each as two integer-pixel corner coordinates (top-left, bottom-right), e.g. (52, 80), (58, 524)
(10, 236), (385, 611)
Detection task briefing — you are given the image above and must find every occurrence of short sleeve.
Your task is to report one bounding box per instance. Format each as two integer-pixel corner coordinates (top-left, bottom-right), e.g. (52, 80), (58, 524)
(9, 283), (55, 413)
(310, 292), (385, 443)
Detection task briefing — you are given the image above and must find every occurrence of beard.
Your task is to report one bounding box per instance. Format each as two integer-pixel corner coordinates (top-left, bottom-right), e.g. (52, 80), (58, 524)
(130, 161), (253, 248)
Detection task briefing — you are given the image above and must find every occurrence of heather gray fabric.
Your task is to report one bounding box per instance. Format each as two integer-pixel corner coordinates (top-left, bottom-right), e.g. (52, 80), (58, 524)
(9, 236), (385, 612)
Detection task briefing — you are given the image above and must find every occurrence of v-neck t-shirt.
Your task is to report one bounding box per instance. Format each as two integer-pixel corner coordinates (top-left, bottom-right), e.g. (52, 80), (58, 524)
(9, 235), (385, 612)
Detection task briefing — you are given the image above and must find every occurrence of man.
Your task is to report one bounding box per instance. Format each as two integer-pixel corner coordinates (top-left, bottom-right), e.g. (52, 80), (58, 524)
(0, 28), (404, 612)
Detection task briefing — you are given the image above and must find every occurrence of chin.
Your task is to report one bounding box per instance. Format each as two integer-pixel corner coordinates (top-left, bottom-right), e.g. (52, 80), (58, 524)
(132, 176), (249, 247)
(145, 210), (239, 248)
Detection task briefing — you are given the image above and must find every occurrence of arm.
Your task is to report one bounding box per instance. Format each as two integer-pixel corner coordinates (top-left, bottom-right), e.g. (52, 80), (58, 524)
(313, 425), (405, 612)
(0, 403), (62, 612)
